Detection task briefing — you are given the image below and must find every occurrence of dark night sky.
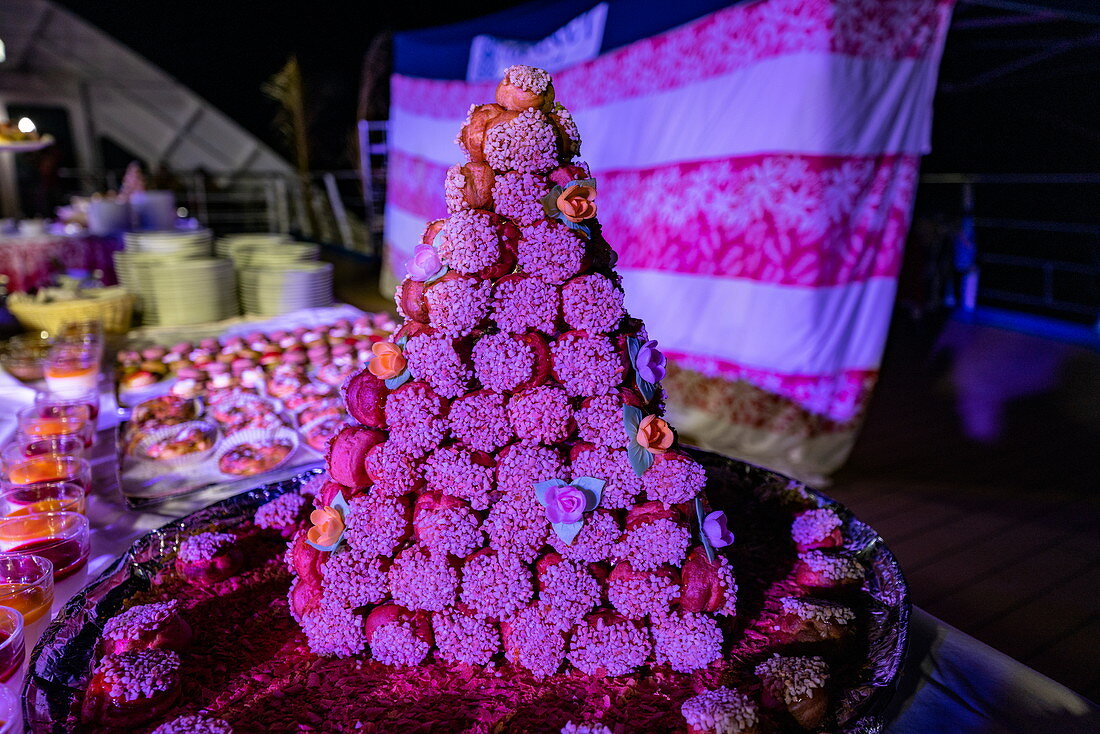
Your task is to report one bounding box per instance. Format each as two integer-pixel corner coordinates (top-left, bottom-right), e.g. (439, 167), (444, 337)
(55, 0), (1100, 176)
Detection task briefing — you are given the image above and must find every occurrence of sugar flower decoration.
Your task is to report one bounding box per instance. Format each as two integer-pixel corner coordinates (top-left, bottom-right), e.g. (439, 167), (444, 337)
(628, 337), (665, 401)
(704, 511), (734, 548)
(636, 415), (674, 455)
(405, 243), (447, 283)
(306, 490), (351, 552)
(369, 337), (412, 388)
(542, 178), (597, 235)
(534, 477), (605, 544)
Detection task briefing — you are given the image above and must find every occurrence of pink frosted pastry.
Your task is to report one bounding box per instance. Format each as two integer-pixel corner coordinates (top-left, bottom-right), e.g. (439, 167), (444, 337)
(426, 272), (492, 336)
(389, 544), (460, 612)
(326, 425), (384, 487)
(570, 443), (643, 509)
(363, 604), (434, 666)
(81, 650), (182, 727)
(385, 382), (448, 455)
(534, 553), (600, 629)
(517, 220), (586, 284)
(485, 492), (552, 563)
(681, 687), (760, 734)
(254, 491), (311, 536)
(432, 609), (501, 666)
(619, 501), (690, 572)
(793, 550), (863, 591)
(552, 331), (625, 396)
(458, 103), (518, 163)
(575, 389), (642, 448)
(561, 274), (625, 333)
(492, 172), (552, 226)
(448, 389), (514, 452)
(460, 548), (534, 622)
(550, 509), (621, 563)
(549, 103), (582, 157)
(175, 532), (243, 586)
(265, 366), (307, 399)
(445, 161), (495, 212)
(472, 331), (553, 393)
(413, 491), (483, 558)
(607, 561), (681, 619)
(643, 452), (707, 506)
(496, 442), (565, 493)
(567, 609), (651, 676)
(101, 600), (192, 655)
(496, 64), (555, 112)
(437, 209), (514, 276)
(344, 494), (413, 557)
(364, 442), (425, 497)
(492, 274), (559, 334)
(500, 602), (567, 677)
(755, 654), (831, 730)
(791, 508), (844, 552)
(484, 108), (562, 174)
(397, 277), (431, 323)
(424, 445), (496, 510)
(343, 369), (387, 429)
(652, 610), (723, 674)
(404, 330), (474, 398)
(508, 385), (573, 443)
(679, 548), (737, 616)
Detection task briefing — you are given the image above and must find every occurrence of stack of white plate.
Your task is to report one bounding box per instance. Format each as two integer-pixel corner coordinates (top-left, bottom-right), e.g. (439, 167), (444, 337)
(215, 232), (292, 258)
(124, 229), (212, 258)
(239, 262), (334, 316)
(142, 259), (239, 326)
(230, 242), (319, 269)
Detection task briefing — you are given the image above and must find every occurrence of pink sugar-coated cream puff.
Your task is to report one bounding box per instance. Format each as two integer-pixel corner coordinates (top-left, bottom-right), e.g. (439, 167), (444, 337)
(679, 547), (735, 615)
(343, 368), (388, 429)
(397, 277), (431, 323)
(445, 161), (495, 212)
(101, 601), (192, 655)
(175, 532), (244, 587)
(325, 425), (383, 488)
(495, 65), (555, 112)
(81, 650), (182, 727)
(458, 104), (518, 163)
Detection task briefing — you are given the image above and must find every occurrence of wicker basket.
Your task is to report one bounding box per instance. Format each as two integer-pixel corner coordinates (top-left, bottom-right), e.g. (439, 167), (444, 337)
(7, 287), (135, 334)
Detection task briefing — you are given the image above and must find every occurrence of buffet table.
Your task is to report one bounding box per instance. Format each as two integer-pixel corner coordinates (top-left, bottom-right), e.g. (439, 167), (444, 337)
(0, 371), (1097, 732)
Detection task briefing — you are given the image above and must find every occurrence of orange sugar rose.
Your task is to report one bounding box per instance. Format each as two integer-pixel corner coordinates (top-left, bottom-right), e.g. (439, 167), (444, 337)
(636, 415), (674, 454)
(556, 185), (597, 222)
(307, 506), (345, 548)
(367, 341), (407, 380)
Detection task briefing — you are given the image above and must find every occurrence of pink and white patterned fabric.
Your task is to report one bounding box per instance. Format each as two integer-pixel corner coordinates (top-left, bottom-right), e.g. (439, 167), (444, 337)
(385, 0), (954, 480)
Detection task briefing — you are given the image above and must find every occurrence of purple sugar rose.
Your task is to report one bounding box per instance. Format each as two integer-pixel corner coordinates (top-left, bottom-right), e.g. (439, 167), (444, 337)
(406, 244), (443, 282)
(635, 340), (666, 385)
(703, 510), (734, 548)
(544, 484), (587, 525)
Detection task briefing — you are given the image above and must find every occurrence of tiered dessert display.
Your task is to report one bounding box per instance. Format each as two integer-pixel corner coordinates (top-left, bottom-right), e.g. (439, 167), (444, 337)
(26, 67), (907, 733)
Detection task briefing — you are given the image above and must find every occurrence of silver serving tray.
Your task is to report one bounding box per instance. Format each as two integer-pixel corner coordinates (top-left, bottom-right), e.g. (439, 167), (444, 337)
(23, 452), (909, 733)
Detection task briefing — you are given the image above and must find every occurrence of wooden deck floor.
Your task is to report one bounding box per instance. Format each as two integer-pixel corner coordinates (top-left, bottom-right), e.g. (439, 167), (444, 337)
(827, 316), (1100, 701)
(330, 254), (1100, 701)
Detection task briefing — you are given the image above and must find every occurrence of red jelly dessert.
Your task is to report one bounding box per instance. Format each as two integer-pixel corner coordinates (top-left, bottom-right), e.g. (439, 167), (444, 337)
(101, 600), (192, 655)
(80, 650), (182, 727)
(174, 532), (242, 586)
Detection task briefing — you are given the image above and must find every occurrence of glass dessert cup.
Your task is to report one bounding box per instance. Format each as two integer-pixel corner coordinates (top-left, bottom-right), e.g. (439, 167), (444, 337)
(3, 456), (91, 495)
(2, 435), (87, 471)
(0, 606), (25, 683)
(0, 554), (54, 624)
(34, 388), (100, 422)
(0, 482), (85, 517)
(15, 407), (94, 449)
(43, 344), (100, 396)
(0, 513), (90, 581)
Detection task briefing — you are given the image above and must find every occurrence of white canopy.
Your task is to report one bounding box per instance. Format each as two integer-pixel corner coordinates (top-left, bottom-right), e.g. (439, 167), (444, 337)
(0, 0), (290, 175)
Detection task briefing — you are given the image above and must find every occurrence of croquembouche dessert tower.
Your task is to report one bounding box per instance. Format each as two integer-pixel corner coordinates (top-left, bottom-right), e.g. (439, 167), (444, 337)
(272, 66), (865, 733)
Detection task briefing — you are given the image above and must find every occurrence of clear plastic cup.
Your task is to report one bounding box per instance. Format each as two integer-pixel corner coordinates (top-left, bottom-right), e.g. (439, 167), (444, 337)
(34, 388), (100, 422)
(3, 456), (92, 495)
(44, 344), (100, 396)
(0, 606), (25, 683)
(0, 482), (85, 516)
(15, 407), (94, 449)
(0, 513), (90, 581)
(0, 679), (22, 731)
(0, 554), (54, 624)
(6, 434), (87, 467)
